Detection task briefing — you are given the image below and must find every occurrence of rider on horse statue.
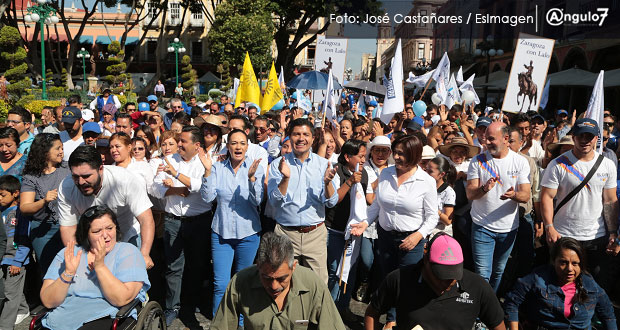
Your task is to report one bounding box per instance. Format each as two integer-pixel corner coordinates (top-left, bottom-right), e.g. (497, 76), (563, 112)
(522, 60), (534, 90)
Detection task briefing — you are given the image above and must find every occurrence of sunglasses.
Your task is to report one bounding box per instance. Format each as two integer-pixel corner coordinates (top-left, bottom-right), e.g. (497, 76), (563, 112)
(134, 147), (145, 151)
(83, 205), (109, 218)
(255, 127), (268, 132)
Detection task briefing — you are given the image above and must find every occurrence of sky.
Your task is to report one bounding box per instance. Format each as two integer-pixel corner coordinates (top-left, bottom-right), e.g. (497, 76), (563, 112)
(344, 0), (412, 78)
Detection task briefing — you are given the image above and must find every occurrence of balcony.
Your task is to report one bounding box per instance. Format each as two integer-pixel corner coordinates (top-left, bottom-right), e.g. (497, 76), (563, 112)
(302, 58), (314, 67)
(189, 19), (204, 28)
(167, 17), (182, 27)
(142, 16), (160, 29)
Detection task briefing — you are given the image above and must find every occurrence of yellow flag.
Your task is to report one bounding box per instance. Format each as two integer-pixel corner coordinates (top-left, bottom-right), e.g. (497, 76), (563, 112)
(260, 62), (283, 114)
(234, 52), (260, 106)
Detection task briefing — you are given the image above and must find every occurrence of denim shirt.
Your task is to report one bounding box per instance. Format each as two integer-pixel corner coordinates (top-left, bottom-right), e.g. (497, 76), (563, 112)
(504, 265), (616, 330)
(201, 157), (264, 240)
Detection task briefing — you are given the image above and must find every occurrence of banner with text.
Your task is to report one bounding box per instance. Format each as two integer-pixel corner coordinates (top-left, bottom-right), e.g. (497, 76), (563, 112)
(314, 36), (348, 86)
(502, 33), (555, 113)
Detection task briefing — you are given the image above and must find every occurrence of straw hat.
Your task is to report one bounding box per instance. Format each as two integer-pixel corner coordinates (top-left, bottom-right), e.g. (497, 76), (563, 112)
(438, 137), (480, 158)
(421, 145), (436, 160)
(547, 135), (574, 154)
(194, 115), (228, 133)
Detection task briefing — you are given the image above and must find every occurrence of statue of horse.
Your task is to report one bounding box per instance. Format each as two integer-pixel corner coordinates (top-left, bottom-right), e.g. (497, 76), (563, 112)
(517, 73), (537, 112)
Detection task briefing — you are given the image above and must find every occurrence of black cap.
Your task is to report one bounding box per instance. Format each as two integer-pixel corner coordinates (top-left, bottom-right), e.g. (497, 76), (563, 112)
(406, 120), (422, 131)
(572, 118), (599, 136)
(476, 116), (492, 128)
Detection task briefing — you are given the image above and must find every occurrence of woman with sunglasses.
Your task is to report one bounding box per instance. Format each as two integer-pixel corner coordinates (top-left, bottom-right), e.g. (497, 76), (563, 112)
(39, 206), (150, 330)
(134, 125), (159, 158)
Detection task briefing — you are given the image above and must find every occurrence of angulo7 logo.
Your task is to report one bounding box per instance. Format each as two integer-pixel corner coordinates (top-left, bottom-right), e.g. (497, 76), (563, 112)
(546, 7), (609, 26)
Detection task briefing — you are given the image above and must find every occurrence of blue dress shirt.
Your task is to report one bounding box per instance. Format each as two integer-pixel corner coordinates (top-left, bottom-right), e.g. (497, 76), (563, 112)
(201, 158), (264, 239)
(267, 152), (339, 227)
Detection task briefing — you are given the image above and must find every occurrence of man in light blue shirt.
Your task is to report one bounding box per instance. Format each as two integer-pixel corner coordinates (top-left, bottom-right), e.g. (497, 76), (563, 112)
(268, 118), (338, 283)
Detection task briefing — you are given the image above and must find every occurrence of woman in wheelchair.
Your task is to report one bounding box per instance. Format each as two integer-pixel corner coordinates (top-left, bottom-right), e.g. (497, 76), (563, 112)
(39, 205), (151, 330)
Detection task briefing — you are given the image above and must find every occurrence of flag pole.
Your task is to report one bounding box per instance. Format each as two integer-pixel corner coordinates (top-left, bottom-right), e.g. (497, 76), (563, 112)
(419, 78), (434, 100)
(338, 240), (349, 287)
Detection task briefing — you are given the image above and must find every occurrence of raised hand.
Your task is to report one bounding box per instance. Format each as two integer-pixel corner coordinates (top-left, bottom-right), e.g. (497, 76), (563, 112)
(248, 158), (261, 181)
(64, 240), (82, 276)
(163, 156), (178, 178)
(324, 163), (337, 185)
(44, 189), (58, 203)
(350, 169), (362, 185)
(197, 147), (212, 173)
(279, 157), (290, 179)
(88, 236), (106, 271)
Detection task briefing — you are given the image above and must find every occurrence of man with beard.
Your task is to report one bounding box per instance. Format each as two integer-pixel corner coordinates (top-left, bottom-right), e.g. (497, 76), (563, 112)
(514, 113), (544, 167)
(267, 118), (339, 284)
(541, 118), (619, 290)
(465, 122), (531, 292)
(58, 106), (85, 161)
(57, 145), (155, 269)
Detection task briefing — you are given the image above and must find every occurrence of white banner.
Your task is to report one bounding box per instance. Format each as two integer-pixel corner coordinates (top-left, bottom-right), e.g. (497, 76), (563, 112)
(502, 33), (555, 113)
(380, 38), (404, 124)
(337, 164), (366, 284)
(315, 36), (348, 85)
(585, 70), (605, 153)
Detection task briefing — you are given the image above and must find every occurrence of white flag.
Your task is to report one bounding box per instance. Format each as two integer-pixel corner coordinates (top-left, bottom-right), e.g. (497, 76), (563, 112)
(539, 79), (550, 110)
(431, 52), (451, 90)
(323, 69), (337, 123)
(231, 78), (240, 106)
(380, 38), (404, 124)
(456, 66), (464, 85)
(445, 74), (462, 109)
(407, 69), (435, 88)
(435, 70), (448, 104)
(459, 73), (480, 105)
(337, 164), (366, 284)
(585, 70), (605, 153)
(278, 66), (285, 87)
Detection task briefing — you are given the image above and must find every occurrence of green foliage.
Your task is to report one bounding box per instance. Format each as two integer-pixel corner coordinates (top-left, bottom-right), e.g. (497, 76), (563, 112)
(0, 100), (11, 119)
(61, 68), (68, 90)
(106, 41), (128, 90)
(197, 94), (210, 102)
(217, 61), (232, 91)
(20, 100), (62, 117)
(180, 55), (197, 93)
(208, 89), (223, 100)
(45, 68), (54, 86)
(207, 0), (274, 70)
(0, 26), (29, 99)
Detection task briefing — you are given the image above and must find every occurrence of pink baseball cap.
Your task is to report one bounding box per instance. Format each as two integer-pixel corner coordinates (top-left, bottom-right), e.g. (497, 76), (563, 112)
(428, 233), (464, 280)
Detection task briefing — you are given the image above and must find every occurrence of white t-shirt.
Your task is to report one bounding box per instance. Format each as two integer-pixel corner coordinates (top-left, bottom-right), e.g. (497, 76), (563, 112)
(59, 131), (84, 161)
(526, 139), (545, 166)
(541, 151), (617, 240)
(431, 184), (456, 236)
(467, 150), (531, 233)
(58, 166), (153, 241)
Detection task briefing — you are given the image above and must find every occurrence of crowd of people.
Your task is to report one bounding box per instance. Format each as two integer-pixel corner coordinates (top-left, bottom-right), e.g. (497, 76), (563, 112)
(0, 89), (618, 330)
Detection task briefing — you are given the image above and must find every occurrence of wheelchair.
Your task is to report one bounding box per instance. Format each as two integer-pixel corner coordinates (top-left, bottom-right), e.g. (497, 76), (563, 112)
(28, 299), (166, 330)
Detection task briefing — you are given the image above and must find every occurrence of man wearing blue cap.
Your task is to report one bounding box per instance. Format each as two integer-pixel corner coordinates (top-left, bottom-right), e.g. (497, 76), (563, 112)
(473, 116), (492, 149)
(82, 122), (101, 146)
(541, 118), (619, 290)
(148, 94), (167, 119)
(555, 109), (569, 124)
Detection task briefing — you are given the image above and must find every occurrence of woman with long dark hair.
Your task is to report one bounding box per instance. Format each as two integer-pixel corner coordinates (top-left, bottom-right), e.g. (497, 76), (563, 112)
(134, 125), (158, 158)
(425, 156), (457, 236)
(20, 133), (70, 273)
(505, 237), (616, 329)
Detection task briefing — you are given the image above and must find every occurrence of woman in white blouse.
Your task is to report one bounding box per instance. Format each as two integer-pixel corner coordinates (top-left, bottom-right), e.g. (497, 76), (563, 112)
(352, 135), (438, 328)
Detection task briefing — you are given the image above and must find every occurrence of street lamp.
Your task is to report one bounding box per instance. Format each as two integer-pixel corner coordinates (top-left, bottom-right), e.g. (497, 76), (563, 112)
(76, 48), (91, 91)
(167, 37), (186, 87)
(24, 0), (59, 100)
(474, 35), (503, 110)
(345, 67), (352, 81)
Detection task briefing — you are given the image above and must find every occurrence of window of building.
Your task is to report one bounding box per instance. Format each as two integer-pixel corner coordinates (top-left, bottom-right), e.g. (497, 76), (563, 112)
(419, 10), (427, 27)
(418, 43), (425, 59)
(192, 41), (202, 61)
(147, 1), (158, 20)
(192, 11), (203, 21)
(429, 43), (433, 60)
(146, 40), (157, 61)
(169, 2), (181, 25)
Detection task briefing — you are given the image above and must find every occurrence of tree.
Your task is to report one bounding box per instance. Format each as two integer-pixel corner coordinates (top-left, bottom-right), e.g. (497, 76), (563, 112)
(105, 41), (127, 93)
(0, 26), (30, 99)
(271, 0), (382, 81)
(217, 60), (232, 91)
(45, 68), (54, 86)
(61, 68), (68, 89)
(180, 55), (197, 95)
(207, 0), (274, 70)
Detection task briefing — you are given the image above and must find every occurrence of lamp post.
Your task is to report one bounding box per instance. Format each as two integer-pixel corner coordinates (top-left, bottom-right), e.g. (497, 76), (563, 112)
(167, 38), (186, 87)
(345, 67), (352, 81)
(76, 48), (91, 91)
(24, 0), (59, 100)
(474, 35), (504, 110)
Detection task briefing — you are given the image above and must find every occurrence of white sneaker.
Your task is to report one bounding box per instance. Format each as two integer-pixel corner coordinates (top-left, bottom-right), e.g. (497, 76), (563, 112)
(14, 313), (29, 325)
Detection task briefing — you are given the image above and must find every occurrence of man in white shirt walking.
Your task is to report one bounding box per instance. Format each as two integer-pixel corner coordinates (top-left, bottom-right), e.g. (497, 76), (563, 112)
(541, 118), (619, 290)
(152, 125), (212, 326)
(466, 122), (531, 292)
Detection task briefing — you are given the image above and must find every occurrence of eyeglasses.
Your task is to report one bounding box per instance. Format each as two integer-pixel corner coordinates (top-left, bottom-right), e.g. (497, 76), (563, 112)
(126, 108), (136, 112)
(255, 127), (268, 132)
(134, 147), (145, 151)
(172, 106), (183, 109)
(5, 120), (22, 125)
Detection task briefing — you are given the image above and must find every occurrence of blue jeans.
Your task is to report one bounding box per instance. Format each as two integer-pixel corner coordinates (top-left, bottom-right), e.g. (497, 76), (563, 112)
(327, 229), (358, 311)
(377, 226), (427, 322)
(163, 213), (211, 312)
(211, 232), (260, 318)
(471, 222), (517, 292)
(30, 221), (63, 275)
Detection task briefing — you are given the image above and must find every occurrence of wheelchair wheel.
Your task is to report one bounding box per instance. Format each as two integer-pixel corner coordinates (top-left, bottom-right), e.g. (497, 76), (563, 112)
(135, 301), (166, 330)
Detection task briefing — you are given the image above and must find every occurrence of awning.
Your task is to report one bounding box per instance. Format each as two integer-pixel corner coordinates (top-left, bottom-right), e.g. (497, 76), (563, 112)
(78, 35), (93, 44)
(602, 68), (620, 87)
(95, 35), (116, 45)
(547, 67), (598, 87)
(198, 71), (221, 83)
(124, 37), (139, 45)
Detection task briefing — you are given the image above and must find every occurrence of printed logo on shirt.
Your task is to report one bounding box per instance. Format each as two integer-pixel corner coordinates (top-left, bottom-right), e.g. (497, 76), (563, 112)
(456, 292), (473, 304)
(10, 217), (16, 226)
(597, 173), (609, 182)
